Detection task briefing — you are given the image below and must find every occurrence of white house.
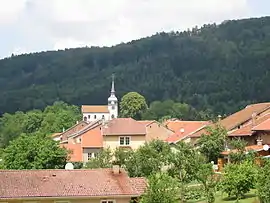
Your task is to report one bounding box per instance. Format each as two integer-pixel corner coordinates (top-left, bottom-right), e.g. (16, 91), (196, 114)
(81, 75), (118, 122)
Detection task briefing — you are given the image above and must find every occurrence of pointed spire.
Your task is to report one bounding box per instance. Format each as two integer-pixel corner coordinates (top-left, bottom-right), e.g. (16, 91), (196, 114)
(111, 74), (115, 95)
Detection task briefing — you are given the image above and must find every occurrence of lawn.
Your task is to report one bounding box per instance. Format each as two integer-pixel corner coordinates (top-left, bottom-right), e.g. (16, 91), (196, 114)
(188, 190), (259, 203)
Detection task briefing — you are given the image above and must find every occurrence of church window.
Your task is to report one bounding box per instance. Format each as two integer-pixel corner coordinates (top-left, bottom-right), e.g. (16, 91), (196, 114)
(88, 115), (91, 119)
(112, 105), (115, 110)
(111, 114), (115, 119)
(83, 116), (87, 121)
(102, 115), (105, 119)
(94, 115), (97, 119)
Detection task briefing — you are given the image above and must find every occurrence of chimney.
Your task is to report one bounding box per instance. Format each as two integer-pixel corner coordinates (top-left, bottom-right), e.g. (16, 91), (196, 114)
(252, 112), (257, 126)
(257, 135), (263, 146)
(112, 165), (120, 175)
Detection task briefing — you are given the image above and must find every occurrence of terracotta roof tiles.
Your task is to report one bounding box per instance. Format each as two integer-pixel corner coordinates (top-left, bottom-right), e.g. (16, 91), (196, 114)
(0, 169), (145, 199)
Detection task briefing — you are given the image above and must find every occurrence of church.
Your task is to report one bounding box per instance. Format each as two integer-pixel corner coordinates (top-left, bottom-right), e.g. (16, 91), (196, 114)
(81, 75), (118, 122)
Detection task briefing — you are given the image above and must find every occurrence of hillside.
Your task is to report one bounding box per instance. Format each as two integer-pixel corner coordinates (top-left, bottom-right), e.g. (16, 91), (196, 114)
(1, 16), (270, 115)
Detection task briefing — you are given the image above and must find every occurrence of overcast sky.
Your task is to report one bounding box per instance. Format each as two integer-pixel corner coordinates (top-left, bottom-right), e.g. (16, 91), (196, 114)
(0, 0), (269, 59)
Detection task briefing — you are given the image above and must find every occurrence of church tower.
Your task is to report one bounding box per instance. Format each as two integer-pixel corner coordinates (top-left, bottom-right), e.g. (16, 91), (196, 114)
(108, 74), (118, 119)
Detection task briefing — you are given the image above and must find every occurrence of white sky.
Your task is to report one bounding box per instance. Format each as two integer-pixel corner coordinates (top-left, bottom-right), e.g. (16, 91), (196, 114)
(0, 0), (269, 58)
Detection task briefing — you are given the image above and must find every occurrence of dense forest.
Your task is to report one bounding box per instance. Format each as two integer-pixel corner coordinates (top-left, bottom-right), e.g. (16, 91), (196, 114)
(1, 16), (270, 115)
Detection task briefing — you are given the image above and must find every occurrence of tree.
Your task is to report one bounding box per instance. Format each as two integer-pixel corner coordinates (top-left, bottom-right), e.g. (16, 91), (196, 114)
(220, 161), (257, 200)
(125, 140), (171, 177)
(195, 163), (218, 203)
(140, 172), (179, 203)
(197, 124), (227, 162)
(2, 133), (68, 169)
(84, 148), (113, 169)
(113, 147), (132, 167)
(168, 142), (201, 203)
(120, 92), (148, 119)
(257, 160), (270, 203)
(40, 101), (81, 134)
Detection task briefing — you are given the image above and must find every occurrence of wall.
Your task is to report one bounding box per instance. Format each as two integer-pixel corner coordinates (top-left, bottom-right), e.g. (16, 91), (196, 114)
(83, 112), (110, 122)
(103, 135), (146, 150)
(1, 197), (133, 203)
(145, 122), (174, 142)
(82, 148), (102, 163)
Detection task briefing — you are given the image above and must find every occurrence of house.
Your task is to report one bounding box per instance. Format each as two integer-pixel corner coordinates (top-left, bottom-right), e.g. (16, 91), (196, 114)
(165, 120), (210, 144)
(82, 75), (118, 122)
(0, 166), (147, 203)
(60, 118), (171, 163)
(185, 103), (270, 145)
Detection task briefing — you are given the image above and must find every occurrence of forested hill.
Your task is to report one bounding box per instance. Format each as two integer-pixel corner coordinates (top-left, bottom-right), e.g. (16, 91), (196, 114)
(1, 16), (270, 115)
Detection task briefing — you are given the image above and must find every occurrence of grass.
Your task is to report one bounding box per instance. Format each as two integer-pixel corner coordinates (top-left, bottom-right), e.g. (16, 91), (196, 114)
(187, 190), (259, 203)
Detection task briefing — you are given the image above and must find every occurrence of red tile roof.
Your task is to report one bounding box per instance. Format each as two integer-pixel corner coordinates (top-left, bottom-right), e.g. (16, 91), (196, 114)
(0, 169), (146, 199)
(102, 118), (146, 135)
(166, 121), (210, 142)
(252, 118), (270, 131)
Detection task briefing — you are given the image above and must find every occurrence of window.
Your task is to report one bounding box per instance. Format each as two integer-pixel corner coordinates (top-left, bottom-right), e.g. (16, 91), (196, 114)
(94, 115), (97, 119)
(102, 115), (105, 119)
(119, 136), (130, 146)
(111, 114), (115, 119)
(101, 200), (115, 203)
(112, 105), (115, 110)
(87, 152), (96, 160)
(88, 115), (91, 119)
(83, 116), (87, 121)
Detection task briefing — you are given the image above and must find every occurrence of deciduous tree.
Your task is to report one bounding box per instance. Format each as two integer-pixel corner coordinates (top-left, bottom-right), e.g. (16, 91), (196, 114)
(120, 92), (148, 119)
(2, 133), (68, 169)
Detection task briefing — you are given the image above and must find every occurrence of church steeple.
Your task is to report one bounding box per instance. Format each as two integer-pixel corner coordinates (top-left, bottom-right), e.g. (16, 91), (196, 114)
(111, 74), (115, 96)
(108, 74), (118, 119)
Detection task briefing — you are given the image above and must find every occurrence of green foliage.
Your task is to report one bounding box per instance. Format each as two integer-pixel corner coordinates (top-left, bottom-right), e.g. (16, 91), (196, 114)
(141, 100), (212, 121)
(113, 147), (132, 167)
(1, 17), (270, 116)
(220, 161), (258, 200)
(84, 148), (113, 169)
(2, 133), (68, 169)
(168, 142), (202, 202)
(125, 140), (171, 177)
(184, 185), (204, 201)
(195, 163), (219, 203)
(257, 160), (270, 203)
(120, 92), (148, 119)
(197, 124), (227, 162)
(228, 139), (249, 164)
(140, 172), (180, 203)
(0, 101), (81, 148)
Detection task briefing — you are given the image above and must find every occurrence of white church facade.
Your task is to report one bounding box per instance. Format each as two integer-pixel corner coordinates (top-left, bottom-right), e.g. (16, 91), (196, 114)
(81, 75), (118, 122)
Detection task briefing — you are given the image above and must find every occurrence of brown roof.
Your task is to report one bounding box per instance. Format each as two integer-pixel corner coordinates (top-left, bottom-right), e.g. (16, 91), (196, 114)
(229, 113), (270, 136)
(220, 103), (270, 131)
(61, 121), (89, 141)
(252, 118), (270, 131)
(130, 177), (147, 194)
(0, 169), (145, 199)
(102, 118), (146, 135)
(81, 105), (109, 113)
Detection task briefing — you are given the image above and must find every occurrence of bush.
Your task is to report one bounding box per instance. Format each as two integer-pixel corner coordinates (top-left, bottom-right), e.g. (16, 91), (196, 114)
(185, 185), (204, 201)
(257, 160), (270, 203)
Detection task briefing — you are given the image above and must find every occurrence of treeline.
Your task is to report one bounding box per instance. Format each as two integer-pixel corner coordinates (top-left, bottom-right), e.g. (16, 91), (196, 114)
(0, 101), (81, 148)
(1, 17), (270, 115)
